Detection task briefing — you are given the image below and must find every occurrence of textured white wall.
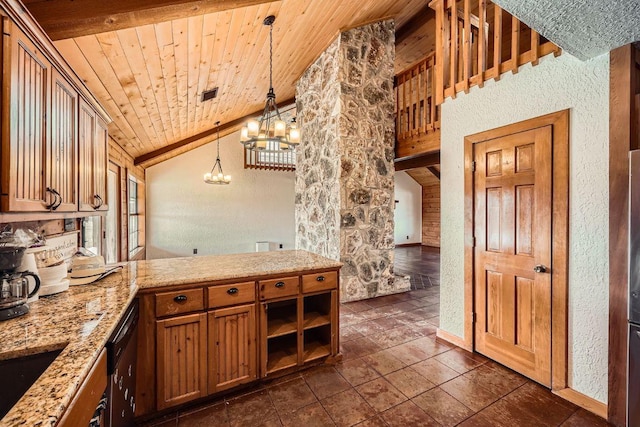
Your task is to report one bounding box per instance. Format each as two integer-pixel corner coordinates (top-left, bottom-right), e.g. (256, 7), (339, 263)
(146, 130), (296, 259)
(440, 53), (609, 403)
(394, 171), (422, 245)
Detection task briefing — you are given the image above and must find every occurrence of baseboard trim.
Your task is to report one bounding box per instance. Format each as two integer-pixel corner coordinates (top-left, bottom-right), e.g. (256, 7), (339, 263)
(436, 329), (472, 351)
(553, 388), (608, 419)
(394, 243), (422, 247)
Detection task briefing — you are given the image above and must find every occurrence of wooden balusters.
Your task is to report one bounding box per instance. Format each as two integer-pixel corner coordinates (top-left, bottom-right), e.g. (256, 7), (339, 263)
(429, 0), (561, 104)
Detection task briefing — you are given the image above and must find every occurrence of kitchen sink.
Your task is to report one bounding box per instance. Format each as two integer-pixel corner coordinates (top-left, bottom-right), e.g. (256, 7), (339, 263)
(0, 349), (63, 418)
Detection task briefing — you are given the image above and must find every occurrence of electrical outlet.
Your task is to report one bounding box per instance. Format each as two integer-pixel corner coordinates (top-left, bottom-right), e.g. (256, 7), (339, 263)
(279, 244), (283, 249)
(193, 248), (198, 255)
(406, 235), (409, 239)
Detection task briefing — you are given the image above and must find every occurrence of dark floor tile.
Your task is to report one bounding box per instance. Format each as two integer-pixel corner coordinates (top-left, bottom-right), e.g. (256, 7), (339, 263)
(303, 365), (351, 400)
(384, 366), (435, 398)
(425, 315), (440, 326)
(391, 336), (449, 365)
(361, 349), (406, 375)
(340, 337), (384, 358)
(321, 389), (374, 427)
(281, 402), (336, 427)
(353, 415), (388, 426)
(560, 409), (612, 426)
(371, 316), (405, 331)
(411, 387), (474, 427)
(355, 377), (407, 412)
(226, 389), (278, 427)
(502, 382), (578, 425)
(434, 349), (486, 374)
(408, 320), (438, 336)
(351, 321), (388, 335)
(439, 375), (502, 412)
(178, 402), (228, 426)
(268, 377), (317, 415)
(411, 358), (461, 385)
(365, 295), (401, 308)
(471, 398), (551, 427)
(457, 411), (507, 427)
(463, 363), (527, 397)
(367, 325), (424, 348)
(379, 401), (440, 427)
(336, 357), (381, 386)
(342, 300), (375, 313)
(341, 326), (365, 342)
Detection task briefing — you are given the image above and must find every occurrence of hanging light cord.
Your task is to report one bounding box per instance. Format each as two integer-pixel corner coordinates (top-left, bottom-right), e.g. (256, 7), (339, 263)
(269, 20), (273, 91)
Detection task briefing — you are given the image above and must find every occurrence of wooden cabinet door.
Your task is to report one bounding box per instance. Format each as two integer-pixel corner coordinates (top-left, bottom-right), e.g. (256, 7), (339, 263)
(78, 99), (96, 211)
(208, 304), (257, 393)
(156, 313), (207, 410)
(48, 69), (77, 211)
(1, 21), (50, 211)
(94, 117), (108, 211)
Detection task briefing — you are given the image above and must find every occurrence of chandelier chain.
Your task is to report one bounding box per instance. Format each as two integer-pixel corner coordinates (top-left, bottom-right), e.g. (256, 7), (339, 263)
(269, 21), (273, 90)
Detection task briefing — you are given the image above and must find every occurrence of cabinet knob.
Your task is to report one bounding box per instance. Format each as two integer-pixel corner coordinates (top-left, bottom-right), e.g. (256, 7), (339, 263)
(275, 282), (285, 288)
(227, 287), (239, 295)
(174, 295), (188, 302)
(316, 275), (325, 282)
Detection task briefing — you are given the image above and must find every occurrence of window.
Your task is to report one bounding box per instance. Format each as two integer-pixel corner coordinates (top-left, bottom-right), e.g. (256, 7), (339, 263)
(128, 176), (142, 258)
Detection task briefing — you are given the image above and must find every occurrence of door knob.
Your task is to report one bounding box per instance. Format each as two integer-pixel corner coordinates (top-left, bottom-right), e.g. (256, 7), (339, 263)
(533, 265), (548, 273)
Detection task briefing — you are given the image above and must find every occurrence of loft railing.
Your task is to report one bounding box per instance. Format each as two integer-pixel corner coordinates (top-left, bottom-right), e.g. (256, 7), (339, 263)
(244, 142), (296, 171)
(430, 0), (561, 104)
(396, 53), (440, 143)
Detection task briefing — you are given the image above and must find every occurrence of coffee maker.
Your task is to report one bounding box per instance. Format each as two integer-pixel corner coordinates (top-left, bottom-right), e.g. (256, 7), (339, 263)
(0, 246), (40, 321)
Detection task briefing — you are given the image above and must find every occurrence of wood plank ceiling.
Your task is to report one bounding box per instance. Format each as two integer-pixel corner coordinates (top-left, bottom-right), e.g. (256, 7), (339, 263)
(24, 0), (429, 168)
(407, 166), (440, 187)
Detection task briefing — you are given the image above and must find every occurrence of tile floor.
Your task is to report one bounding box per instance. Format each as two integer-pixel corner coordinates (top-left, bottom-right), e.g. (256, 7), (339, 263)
(144, 246), (611, 427)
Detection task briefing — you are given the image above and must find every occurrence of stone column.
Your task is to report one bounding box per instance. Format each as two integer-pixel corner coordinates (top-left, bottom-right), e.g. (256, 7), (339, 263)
(295, 20), (409, 302)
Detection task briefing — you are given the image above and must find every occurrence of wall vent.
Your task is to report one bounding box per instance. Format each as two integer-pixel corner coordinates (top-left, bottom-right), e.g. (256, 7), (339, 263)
(201, 87), (218, 102)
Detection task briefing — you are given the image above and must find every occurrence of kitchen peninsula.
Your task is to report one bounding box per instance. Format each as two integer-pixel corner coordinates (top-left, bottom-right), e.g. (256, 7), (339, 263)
(0, 250), (341, 426)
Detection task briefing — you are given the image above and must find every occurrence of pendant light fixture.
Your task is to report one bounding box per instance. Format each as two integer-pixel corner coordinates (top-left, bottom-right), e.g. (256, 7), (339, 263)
(240, 15), (301, 151)
(204, 121), (231, 185)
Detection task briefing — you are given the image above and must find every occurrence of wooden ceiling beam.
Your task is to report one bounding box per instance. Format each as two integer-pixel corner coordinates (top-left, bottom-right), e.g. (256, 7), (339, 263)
(394, 151), (440, 171)
(134, 97), (296, 167)
(427, 166), (440, 180)
(395, 4), (435, 45)
(23, 0), (280, 40)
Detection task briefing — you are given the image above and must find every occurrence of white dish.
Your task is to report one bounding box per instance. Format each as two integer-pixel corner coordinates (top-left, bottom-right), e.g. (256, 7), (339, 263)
(39, 279), (69, 297)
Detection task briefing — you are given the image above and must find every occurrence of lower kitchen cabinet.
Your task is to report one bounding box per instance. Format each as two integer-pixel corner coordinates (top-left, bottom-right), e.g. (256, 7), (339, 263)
(208, 304), (257, 393)
(156, 313), (207, 410)
(135, 267), (340, 419)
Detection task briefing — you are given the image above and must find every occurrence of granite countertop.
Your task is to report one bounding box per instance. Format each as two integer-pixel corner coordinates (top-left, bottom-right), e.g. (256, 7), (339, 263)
(0, 250), (341, 426)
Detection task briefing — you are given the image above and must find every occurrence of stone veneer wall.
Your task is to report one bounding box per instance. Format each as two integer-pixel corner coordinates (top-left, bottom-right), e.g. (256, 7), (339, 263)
(296, 20), (409, 302)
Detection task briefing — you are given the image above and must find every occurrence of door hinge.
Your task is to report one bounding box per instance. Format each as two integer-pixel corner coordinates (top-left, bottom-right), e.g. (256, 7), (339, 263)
(471, 161), (476, 172)
(471, 236), (476, 247)
(472, 312), (477, 323)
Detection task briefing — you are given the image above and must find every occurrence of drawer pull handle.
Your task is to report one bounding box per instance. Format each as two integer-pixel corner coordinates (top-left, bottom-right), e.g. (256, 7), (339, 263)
(227, 287), (239, 295)
(275, 282), (285, 288)
(174, 295), (188, 302)
(316, 276), (325, 282)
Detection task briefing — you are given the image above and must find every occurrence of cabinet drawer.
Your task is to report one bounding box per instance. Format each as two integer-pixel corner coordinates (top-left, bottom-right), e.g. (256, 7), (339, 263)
(259, 276), (299, 300)
(156, 288), (204, 317)
(302, 271), (338, 293)
(208, 281), (256, 309)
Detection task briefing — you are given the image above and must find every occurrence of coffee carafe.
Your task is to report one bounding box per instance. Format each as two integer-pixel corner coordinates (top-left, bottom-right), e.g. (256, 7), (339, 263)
(0, 246), (40, 321)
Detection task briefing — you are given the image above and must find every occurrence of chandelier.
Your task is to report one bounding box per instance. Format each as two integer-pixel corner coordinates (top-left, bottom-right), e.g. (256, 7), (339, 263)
(203, 121), (231, 184)
(240, 15), (300, 151)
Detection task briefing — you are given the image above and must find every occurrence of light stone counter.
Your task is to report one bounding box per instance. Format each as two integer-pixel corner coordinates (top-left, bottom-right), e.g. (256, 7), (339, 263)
(0, 250), (341, 426)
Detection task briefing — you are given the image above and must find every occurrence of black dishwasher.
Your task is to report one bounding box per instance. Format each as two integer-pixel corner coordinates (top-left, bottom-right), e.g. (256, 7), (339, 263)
(105, 299), (139, 427)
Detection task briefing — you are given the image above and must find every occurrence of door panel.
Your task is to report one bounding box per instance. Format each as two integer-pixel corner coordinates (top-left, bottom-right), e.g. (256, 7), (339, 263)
(474, 126), (552, 386)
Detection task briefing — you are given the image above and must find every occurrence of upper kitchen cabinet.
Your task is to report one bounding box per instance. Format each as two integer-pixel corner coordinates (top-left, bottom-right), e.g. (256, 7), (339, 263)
(1, 19), (52, 211)
(0, 8), (110, 214)
(78, 99), (108, 212)
(49, 69), (79, 212)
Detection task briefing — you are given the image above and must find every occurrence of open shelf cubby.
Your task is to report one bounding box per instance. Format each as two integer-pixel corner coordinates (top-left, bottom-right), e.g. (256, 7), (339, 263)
(303, 324), (331, 363)
(266, 334), (298, 374)
(303, 293), (331, 330)
(266, 299), (298, 338)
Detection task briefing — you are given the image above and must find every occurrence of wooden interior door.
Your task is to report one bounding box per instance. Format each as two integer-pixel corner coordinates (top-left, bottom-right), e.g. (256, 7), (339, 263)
(474, 125), (552, 386)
